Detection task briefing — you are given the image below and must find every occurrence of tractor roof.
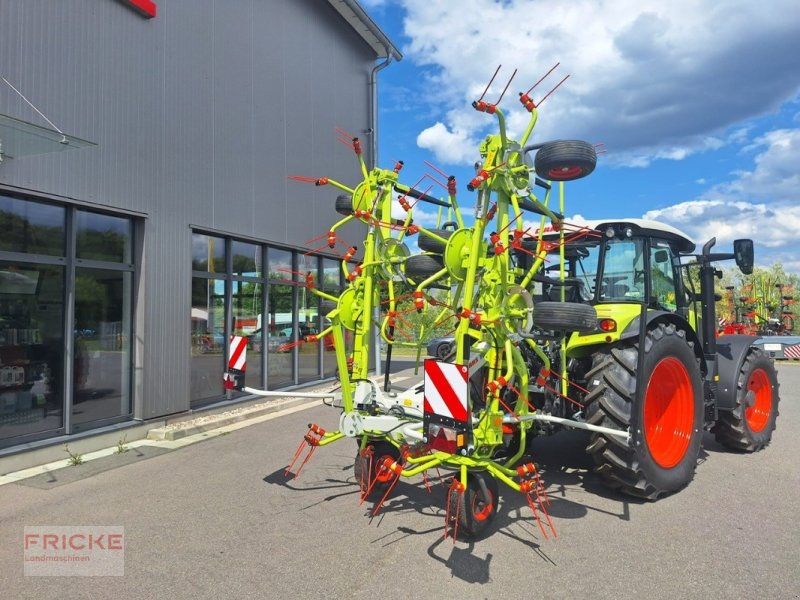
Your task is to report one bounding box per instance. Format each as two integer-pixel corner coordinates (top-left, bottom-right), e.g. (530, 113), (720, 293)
(591, 219), (696, 253)
(533, 218), (696, 254)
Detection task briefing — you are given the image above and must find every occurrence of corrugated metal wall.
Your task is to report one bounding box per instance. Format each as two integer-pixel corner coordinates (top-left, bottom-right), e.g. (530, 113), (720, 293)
(0, 0), (374, 418)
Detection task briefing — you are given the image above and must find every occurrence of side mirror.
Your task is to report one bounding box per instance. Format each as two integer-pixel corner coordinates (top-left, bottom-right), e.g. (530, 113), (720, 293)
(734, 239), (753, 275)
(654, 249), (669, 264)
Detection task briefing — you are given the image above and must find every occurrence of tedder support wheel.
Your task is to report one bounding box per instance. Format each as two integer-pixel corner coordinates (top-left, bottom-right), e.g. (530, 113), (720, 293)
(532, 301), (597, 334)
(354, 441), (400, 498)
(534, 140), (597, 182)
(404, 254), (445, 279)
(584, 323), (703, 500)
(418, 228), (453, 254)
(712, 349), (779, 451)
(335, 194), (353, 216)
(447, 472), (499, 539)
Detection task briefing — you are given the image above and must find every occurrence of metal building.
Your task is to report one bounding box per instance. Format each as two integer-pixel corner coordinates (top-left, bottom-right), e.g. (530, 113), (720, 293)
(0, 0), (399, 454)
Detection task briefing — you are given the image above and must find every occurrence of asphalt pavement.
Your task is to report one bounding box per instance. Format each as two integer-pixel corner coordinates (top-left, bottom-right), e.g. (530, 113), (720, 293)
(1, 365), (798, 599)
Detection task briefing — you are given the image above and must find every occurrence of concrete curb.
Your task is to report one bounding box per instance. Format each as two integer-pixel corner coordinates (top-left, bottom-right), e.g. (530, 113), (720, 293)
(146, 396), (317, 441)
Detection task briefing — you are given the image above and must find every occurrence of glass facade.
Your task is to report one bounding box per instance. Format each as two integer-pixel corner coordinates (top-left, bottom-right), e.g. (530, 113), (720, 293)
(267, 248), (295, 390)
(297, 253), (320, 384)
(321, 258), (341, 377)
(0, 194), (136, 449)
(189, 232), (343, 403)
(72, 268), (132, 431)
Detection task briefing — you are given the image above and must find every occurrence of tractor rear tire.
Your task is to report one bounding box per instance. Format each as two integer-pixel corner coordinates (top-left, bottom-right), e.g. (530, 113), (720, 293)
(404, 254), (445, 279)
(446, 472), (499, 539)
(534, 140), (597, 181)
(712, 349), (779, 451)
(584, 323), (703, 500)
(418, 228), (453, 254)
(532, 301), (597, 333)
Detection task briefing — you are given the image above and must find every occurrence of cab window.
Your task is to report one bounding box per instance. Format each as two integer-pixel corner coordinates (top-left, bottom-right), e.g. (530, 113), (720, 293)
(650, 241), (678, 311)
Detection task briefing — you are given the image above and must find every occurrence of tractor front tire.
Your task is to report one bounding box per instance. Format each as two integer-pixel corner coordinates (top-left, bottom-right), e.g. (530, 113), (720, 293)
(584, 323), (703, 500)
(712, 349), (779, 451)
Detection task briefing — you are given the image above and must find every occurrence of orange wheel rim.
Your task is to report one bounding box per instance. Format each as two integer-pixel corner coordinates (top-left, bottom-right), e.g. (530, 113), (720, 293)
(745, 368), (772, 432)
(374, 454), (395, 483)
(643, 357), (694, 468)
(472, 488), (494, 521)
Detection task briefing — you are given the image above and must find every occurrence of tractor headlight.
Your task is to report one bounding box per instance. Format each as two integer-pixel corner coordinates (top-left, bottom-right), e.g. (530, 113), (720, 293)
(604, 227), (615, 239)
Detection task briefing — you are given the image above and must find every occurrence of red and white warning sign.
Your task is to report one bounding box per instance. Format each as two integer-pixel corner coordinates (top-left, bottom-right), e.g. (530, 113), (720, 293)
(423, 359), (468, 422)
(228, 335), (247, 372)
(784, 344), (800, 359)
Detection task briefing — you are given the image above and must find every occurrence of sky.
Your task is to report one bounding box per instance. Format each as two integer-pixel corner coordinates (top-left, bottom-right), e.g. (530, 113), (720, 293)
(359, 0), (800, 273)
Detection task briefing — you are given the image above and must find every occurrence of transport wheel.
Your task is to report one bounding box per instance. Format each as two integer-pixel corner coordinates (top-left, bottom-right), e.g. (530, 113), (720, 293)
(435, 341), (453, 360)
(447, 472), (499, 539)
(534, 140), (597, 181)
(404, 254), (445, 279)
(354, 441), (400, 497)
(584, 323), (703, 499)
(320, 300), (337, 314)
(532, 301), (597, 334)
(335, 194), (353, 216)
(712, 349), (779, 451)
(418, 228), (454, 254)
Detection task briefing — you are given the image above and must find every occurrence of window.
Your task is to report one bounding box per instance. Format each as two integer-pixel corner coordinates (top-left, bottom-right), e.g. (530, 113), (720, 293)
(650, 241), (679, 311)
(0, 194), (136, 448)
(267, 248), (295, 390)
(0, 195), (65, 256)
(72, 268), (132, 430)
(76, 210), (132, 263)
(321, 258), (342, 377)
(599, 238), (646, 301)
(297, 254), (320, 384)
(190, 231), (341, 401)
(0, 261), (65, 442)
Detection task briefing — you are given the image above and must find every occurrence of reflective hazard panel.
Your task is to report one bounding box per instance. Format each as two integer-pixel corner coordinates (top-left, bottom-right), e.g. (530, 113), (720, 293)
(423, 360), (470, 454)
(226, 335), (247, 391)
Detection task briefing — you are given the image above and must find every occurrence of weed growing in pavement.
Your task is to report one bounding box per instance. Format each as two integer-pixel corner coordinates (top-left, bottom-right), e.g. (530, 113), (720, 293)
(116, 435), (129, 454)
(64, 444), (84, 466)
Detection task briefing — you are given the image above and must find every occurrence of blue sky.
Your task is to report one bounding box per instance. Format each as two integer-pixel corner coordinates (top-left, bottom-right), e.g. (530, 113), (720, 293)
(361, 0), (800, 273)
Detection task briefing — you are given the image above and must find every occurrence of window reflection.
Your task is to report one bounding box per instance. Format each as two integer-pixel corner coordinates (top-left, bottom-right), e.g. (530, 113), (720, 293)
(192, 233), (226, 273)
(232, 279), (263, 389)
(71, 268), (132, 429)
(190, 277), (226, 404)
(298, 254), (319, 384)
(76, 210), (131, 263)
(0, 195), (65, 256)
(0, 262), (64, 445)
(267, 248), (294, 389)
(322, 258), (341, 377)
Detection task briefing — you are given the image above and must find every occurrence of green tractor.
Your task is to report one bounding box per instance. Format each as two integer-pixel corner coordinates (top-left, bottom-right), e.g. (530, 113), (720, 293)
(531, 219), (780, 499)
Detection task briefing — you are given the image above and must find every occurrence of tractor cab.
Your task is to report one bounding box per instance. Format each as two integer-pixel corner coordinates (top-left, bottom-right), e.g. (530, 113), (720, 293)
(531, 219), (698, 353)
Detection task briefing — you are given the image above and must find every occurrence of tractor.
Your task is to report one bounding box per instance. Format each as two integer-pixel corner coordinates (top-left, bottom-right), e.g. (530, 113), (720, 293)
(530, 219), (781, 499)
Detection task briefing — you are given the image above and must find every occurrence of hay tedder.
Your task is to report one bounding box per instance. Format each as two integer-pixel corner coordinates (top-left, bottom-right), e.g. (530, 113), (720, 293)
(266, 66), (779, 541)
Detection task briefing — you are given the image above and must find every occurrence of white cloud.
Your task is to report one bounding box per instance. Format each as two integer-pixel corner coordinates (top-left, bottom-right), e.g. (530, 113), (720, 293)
(416, 122), (479, 165)
(641, 127), (800, 270)
(399, 0), (800, 166)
